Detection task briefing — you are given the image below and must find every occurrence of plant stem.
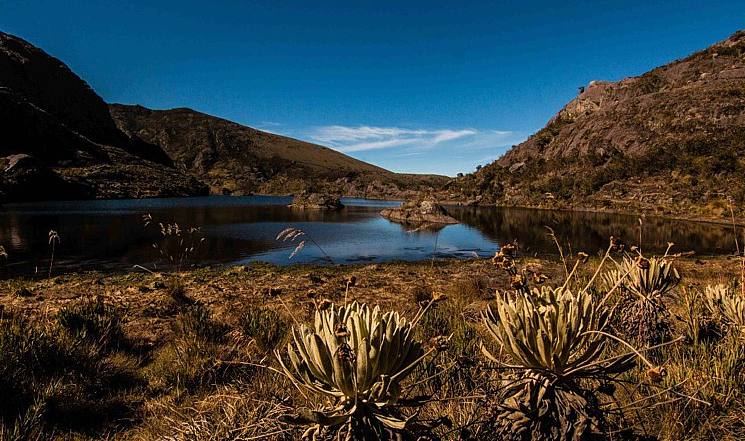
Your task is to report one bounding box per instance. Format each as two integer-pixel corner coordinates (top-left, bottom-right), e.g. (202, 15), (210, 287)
(48, 242), (55, 278)
(727, 199), (745, 297)
(431, 231), (440, 268)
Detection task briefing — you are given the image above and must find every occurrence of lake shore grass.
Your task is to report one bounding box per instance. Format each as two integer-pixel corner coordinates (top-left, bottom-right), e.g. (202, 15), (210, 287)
(1, 254), (743, 440)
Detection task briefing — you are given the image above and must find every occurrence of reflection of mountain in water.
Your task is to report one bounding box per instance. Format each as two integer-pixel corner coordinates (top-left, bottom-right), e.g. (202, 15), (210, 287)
(449, 206), (735, 255)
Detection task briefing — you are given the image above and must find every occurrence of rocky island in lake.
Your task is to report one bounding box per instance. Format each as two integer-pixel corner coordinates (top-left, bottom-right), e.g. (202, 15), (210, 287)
(289, 192), (344, 210)
(380, 199), (458, 225)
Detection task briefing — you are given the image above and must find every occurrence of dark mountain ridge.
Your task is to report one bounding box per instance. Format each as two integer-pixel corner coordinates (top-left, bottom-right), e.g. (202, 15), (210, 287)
(0, 29), (447, 202)
(0, 30), (207, 201)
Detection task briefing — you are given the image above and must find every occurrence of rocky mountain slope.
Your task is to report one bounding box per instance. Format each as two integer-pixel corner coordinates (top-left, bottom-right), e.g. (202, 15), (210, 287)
(110, 104), (448, 198)
(455, 30), (745, 219)
(0, 31), (207, 202)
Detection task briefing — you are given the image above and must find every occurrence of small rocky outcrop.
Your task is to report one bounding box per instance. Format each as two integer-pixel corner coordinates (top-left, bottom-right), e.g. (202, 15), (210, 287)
(289, 192), (344, 210)
(380, 200), (458, 224)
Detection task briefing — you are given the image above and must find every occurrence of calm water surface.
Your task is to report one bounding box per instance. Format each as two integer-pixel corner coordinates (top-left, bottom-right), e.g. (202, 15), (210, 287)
(0, 196), (736, 276)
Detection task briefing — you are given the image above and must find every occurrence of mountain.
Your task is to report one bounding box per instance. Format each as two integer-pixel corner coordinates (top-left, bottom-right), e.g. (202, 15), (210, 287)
(109, 104), (449, 198)
(0, 28), (445, 203)
(0, 30), (207, 202)
(455, 30), (745, 219)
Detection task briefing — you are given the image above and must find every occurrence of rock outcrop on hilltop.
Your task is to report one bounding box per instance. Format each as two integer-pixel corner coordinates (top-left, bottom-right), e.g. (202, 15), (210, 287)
(0, 30), (207, 202)
(456, 30), (745, 219)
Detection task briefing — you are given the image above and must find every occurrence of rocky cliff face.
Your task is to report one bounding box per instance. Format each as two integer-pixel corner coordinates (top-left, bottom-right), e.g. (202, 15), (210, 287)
(110, 104), (449, 198)
(457, 30), (745, 220)
(0, 30), (207, 202)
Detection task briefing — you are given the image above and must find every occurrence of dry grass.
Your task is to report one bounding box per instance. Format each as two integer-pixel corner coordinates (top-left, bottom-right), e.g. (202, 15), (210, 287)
(0, 253), (743, 440)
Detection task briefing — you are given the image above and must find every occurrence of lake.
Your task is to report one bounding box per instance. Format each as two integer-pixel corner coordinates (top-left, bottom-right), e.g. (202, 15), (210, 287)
(0, 196), (737, 276)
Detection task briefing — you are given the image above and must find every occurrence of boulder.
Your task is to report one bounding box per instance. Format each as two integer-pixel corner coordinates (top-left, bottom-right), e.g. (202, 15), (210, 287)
(380, 200), (458, 224)
(290, 192), (344, 210)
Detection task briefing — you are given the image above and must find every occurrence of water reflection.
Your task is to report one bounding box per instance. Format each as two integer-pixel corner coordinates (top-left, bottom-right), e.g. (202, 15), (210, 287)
(448, 206), (736, 255)
(0, 196), (736, 277)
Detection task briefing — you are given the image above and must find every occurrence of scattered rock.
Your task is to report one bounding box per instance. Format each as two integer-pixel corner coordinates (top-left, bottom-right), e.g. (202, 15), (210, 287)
(0, 154), (92, 202)
(508, 162), (526, 173)
(464, 195), (483, 206)
(380, 200), (458, 225)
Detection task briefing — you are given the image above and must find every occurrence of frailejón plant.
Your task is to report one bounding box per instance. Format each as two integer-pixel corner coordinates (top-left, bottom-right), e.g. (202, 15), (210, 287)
(602, 255), (681, 346)
(482, 286), (636, 440)
(277, 301), (434, 440)
(705, 284), (745, 330)
(602, 255), (680, 301)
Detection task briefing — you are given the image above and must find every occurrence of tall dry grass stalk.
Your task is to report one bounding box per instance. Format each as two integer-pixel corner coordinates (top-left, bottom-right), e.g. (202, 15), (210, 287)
(276, 227), (333, 264)
(727, 199), (745, 297)
(141, 214), (206, 271)
(47, 230), (59, 278)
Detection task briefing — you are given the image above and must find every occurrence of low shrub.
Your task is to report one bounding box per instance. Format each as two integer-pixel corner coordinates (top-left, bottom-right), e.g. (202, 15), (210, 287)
(57, 296), (125, 351)
(240, 306), (289, 353)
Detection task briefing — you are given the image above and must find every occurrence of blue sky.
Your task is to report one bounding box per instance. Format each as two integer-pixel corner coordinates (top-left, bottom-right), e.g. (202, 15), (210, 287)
(1, 1), (743, 176)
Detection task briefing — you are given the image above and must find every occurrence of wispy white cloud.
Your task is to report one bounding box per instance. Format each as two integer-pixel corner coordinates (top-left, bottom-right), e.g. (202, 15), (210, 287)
(311, 125), (426, 144)
(308, 125), (485, 153)
(298, 124), (525, 176)
(338, 138), (419, 153)
(432, 129), (478, 143)
(255, 121), (284, 135)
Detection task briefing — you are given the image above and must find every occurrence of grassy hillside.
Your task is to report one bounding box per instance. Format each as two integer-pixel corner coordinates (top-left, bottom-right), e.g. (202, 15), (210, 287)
(110, 104), (449, 198)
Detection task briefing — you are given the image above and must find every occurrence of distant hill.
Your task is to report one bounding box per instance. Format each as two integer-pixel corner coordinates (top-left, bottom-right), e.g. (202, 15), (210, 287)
(110, 104), (449, 198)
(455, 30), (745, 219)
(0, 30), (207, 202)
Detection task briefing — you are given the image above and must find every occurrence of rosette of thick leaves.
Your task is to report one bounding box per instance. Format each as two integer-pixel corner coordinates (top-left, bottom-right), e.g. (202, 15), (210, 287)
(705, 284), (745, 329)
(483, 286), (634, 378)
(279, 302), (425, 403)
(602, 256), (680, 300)
(482, 286), (637, 441)
(277, 302), (435, 440)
